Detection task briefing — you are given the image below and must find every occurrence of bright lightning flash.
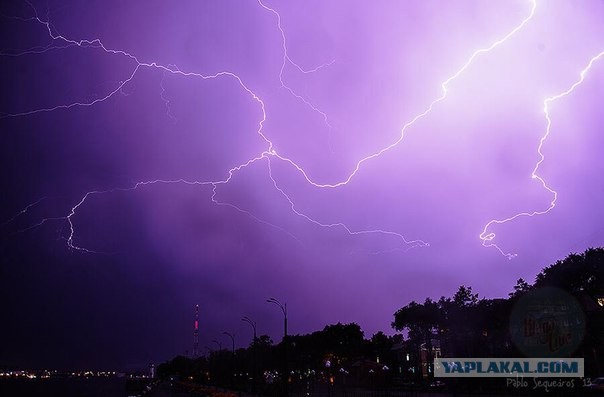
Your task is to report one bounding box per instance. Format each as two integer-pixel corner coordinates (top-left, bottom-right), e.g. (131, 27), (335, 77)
(480, 51), (604, 259)
(1, 0), (421, 253)
(4, 0), (598, 259)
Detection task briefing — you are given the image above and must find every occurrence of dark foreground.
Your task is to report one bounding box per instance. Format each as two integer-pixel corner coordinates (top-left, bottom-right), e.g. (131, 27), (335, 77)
(1, 378), (602, 397)
(147, 380), (604, 397)
(0, 377), (127, 397)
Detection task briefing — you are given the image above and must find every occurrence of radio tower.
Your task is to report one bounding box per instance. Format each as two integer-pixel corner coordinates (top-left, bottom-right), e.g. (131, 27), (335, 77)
(193, 304), (199, 358)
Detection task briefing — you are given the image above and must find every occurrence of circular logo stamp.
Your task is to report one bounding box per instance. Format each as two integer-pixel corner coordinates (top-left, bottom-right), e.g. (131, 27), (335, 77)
(509, 287), (585, 357)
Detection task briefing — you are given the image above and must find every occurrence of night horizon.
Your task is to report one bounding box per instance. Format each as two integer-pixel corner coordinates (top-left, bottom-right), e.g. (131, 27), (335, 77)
(1, 0), (604, 376)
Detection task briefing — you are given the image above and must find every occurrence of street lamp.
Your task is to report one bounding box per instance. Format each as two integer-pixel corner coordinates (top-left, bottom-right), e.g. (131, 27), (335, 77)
(212, 339), (222, 351)
(267, 297), (288, 396)
(242, 316), (257, 341)
(242, 316), (257, 393)
(212, 340), (224, 384)
(223, 331), (236, 388)
(266, 297), (288, 338)
(223, 331), (235, 355)
(204, 346), (214, 383)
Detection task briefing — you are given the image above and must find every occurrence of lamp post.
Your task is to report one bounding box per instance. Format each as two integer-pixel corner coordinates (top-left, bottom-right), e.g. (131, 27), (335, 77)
(205, 346), (214, 383)
(212, 339), (223, 384)
(267, 297), (288, 396)
(223, 331), (235, 355)
(212, 339), (222, 351)
(242, 316), (257, 393)
(223, 331), (235, 388)
(267, 297), (287, 338)
(242, 316), (257, 341)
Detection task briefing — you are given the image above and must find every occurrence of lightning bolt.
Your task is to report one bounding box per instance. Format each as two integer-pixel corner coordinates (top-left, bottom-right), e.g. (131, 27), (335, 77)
(273, 0), (538, 188)
(159, 67), (177, 123)
(266, 158), (428, 250)
(2, 0), (428, 254)
(2, 0), (544, 256)
(257, 0), (335, 129)
(1, 197), (47, 227)
(63, 153), (277, 253)
(480, 50), (604, 259)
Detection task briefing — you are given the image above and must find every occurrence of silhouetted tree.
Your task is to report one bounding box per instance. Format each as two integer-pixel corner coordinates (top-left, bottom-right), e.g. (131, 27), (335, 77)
(392, 299), (441, 343)
(255, 334), (274, 349)
(509, 278), (531, 298)
(391, 247), (604, 380)
(533, 248), (604, 375)
(452, 285), (479, 306)
(369, 331), (395, 370)
(392, 298), (441, 377)
(535, 247), (604, 297)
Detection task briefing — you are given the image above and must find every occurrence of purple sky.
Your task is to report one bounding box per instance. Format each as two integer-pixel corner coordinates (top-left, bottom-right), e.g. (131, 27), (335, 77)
(1, 0), (604, 370)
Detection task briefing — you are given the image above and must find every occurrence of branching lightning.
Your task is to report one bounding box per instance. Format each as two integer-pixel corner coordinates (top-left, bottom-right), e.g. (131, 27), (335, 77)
(480, 50), (604, 259)
(159, 67), (177, 123)
(272, 0), (538, 188)
(266, 158), (428, 250)
(5, 0), (600, 259)
(2, 0), (428, 253)
(257, 0), (335, 129)
(1, 197), (47, 227)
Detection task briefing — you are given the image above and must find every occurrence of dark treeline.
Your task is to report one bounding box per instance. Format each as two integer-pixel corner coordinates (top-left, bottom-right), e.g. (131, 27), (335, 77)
(158, 323), (397, 394)
(393, 248), (604, 378)
(158, 248), (604, 395)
